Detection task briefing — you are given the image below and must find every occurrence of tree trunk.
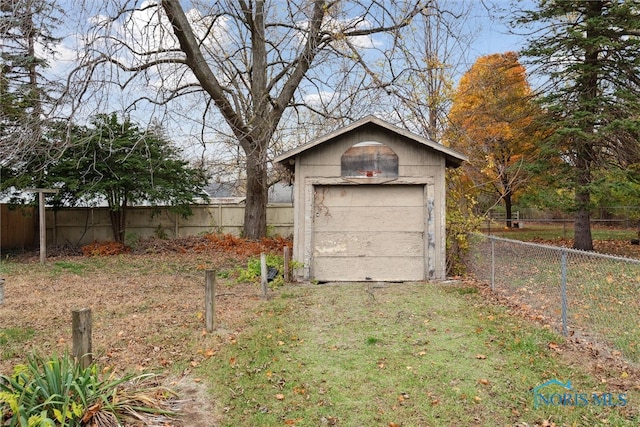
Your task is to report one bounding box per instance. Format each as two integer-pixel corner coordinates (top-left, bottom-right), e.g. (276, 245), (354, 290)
(572, 1), (600, 252)
(109, 209), (123, 243)
(574, 201), (593, 250)
(504, 191), (513, 229)
(108, 198), (127, 243)
(244, 149), (268, 239)
(573, 158), (593, 250)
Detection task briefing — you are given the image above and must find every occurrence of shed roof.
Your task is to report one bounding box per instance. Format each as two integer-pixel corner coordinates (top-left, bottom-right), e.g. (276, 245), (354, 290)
(274, 115), (468, 169)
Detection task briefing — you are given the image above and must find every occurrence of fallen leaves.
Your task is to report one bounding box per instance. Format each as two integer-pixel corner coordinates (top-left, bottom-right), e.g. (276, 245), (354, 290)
(81, 241), (130, 256)
(547, 342), (561, 352)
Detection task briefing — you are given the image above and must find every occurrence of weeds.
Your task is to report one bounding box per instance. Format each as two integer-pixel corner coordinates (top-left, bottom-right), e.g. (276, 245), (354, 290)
(52, 261), (88, 276)
(235, 253), (295, 288)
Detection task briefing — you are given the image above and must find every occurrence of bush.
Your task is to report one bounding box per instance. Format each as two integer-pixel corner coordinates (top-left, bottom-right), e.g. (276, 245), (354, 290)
(446, 169), (484, 276)
(236, 253), (291, 288)
(0, 352), (176, 426)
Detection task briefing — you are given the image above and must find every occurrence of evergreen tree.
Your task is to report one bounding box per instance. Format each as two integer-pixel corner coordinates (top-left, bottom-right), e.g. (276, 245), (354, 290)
(0, 0), (62, 169)
(45, 113), (209, 242)
(518, 0), (640, 250)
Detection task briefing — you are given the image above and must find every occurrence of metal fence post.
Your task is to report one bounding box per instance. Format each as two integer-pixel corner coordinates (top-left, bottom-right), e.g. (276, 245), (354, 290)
(491, 238), (495, 291)
(561, 249), (568, 336)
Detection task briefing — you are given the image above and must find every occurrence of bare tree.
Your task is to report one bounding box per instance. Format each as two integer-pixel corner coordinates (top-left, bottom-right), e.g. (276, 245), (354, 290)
(385, 0), (476, 142)
(65, 0), (423, 239)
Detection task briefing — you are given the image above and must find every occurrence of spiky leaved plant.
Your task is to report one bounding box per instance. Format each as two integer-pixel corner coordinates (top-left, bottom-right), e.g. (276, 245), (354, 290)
(0, 352), (177, 426)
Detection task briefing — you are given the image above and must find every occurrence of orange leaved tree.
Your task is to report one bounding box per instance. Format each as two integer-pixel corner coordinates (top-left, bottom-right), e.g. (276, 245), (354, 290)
(446, 52), (543, 227)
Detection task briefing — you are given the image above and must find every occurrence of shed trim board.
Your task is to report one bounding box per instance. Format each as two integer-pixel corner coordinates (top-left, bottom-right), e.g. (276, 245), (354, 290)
(304, 177), (436, 282)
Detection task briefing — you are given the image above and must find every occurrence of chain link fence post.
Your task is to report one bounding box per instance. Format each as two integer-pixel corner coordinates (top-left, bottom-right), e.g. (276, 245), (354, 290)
(560, 249), (568, 336)
(491, 239), (495, 292)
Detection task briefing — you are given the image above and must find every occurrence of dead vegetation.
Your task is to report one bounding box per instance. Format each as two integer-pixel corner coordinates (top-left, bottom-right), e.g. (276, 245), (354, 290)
(0, 235), (292, 426)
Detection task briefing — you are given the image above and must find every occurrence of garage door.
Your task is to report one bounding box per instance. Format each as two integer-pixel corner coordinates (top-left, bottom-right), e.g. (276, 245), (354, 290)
(312, 185), (426, 282)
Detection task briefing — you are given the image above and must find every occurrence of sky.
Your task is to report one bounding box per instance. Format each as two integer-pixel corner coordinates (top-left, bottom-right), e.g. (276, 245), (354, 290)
(46, 0), (534, 90)
(36, 0), (538, 157)
(2, 0), (541, 204)
(472, 13), (527, 57)
(466, 0), (535, 63)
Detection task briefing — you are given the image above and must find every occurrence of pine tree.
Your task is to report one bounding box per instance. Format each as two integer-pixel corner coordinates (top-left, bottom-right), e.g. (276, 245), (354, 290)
(0, 0), (62, 170)
(519, 0), (640, 250)
(46, 113), (209, 242)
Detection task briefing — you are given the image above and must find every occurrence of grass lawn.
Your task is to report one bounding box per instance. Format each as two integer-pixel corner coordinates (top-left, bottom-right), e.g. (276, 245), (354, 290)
(1, 238), (639, 426)
(483, 223), (637, 242)
(199, 281), (640, 426)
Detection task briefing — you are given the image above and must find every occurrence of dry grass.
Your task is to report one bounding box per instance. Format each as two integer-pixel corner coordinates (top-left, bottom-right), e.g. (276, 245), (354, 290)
(0, 252), (267, 375)
(0, 238), (289, 426)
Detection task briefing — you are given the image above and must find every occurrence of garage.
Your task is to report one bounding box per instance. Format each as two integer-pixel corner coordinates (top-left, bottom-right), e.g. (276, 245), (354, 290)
(312, 185), (428, 281)
(274, 116), (467, 282)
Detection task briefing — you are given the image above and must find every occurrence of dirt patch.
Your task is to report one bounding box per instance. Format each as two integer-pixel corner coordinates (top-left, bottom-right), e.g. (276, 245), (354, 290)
(169, 376), (217, 427)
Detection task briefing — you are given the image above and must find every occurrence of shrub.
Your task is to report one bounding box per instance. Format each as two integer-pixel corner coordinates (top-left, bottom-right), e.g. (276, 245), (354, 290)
(235, 253), (295, 288)
(446, 169), (484, 276)
(0, 352), (176, 426)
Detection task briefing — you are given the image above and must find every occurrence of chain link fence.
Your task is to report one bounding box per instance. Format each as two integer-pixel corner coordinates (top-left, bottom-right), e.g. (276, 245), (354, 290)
(466, 233), (640, 363)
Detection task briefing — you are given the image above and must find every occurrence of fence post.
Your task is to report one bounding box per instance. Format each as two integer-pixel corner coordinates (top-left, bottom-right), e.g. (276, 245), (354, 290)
(260, 253), (268, 299)
(72, 308), (92, 369)
(283, 246), (290, 282)
(490, 238), (495, 292)
(0, 278), (4, 305)
(205, 270), (216, 332)
(560, 249), (568, 336)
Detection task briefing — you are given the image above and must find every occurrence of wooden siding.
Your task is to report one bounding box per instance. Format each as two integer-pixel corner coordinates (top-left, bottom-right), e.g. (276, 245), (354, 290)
(312, 185), (426, 282)
(291, 128), (448, 280)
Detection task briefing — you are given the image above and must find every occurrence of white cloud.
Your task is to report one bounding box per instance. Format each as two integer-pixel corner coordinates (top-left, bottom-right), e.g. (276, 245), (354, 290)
(303, 90), (336, 106)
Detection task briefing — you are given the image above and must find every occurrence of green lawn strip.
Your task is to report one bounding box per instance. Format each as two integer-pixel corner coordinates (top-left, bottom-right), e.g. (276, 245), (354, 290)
(199, 282), (640, 426)
(488, 224), (636, 242)
(0, 327), (35, 360)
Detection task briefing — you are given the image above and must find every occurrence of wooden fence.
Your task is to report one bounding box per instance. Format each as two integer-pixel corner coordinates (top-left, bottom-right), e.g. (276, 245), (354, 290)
(1, 204), (294, 250)
(1, 204), (37, 250)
